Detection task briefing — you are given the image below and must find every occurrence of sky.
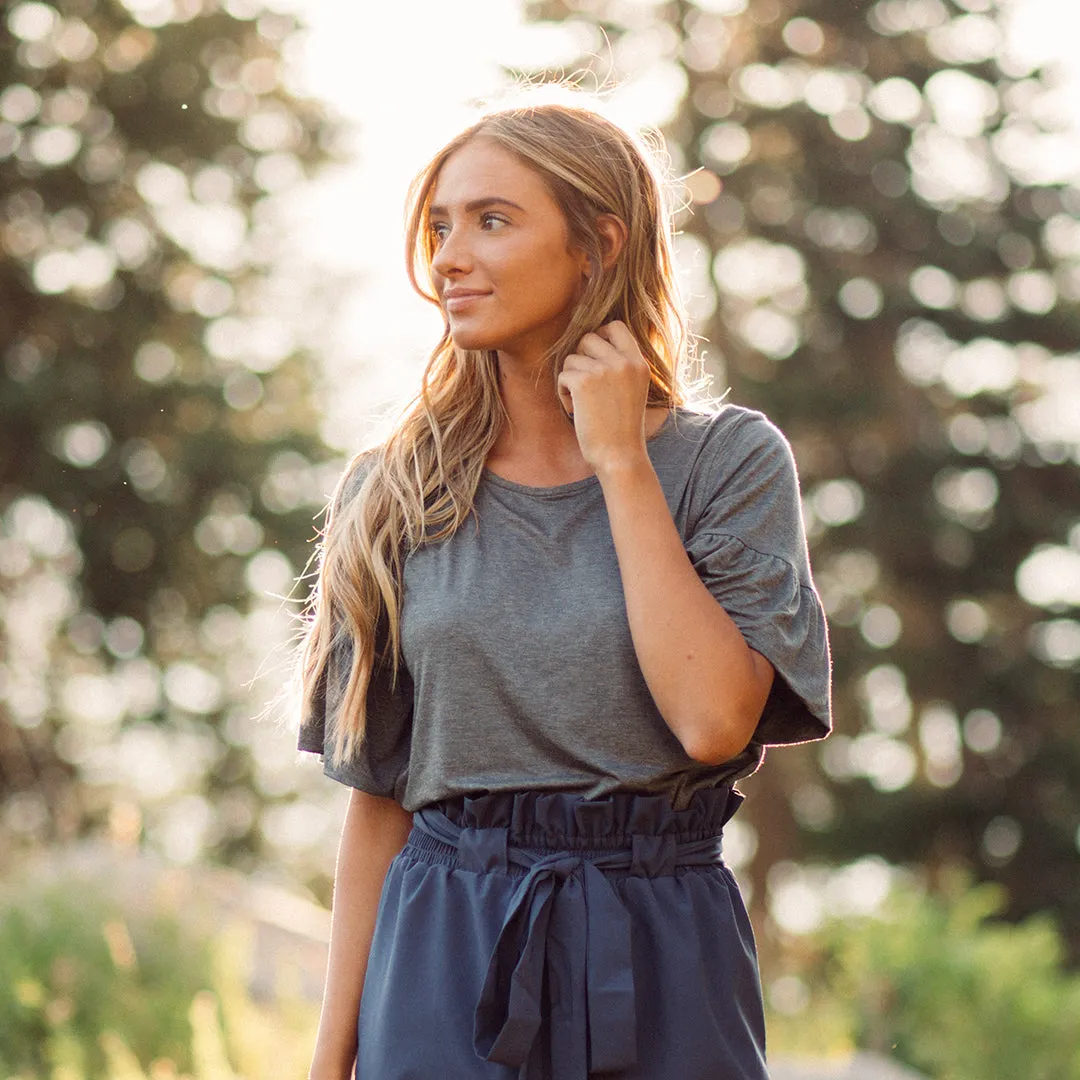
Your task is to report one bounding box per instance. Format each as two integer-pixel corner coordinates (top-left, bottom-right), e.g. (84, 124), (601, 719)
(275, 0), (1080, 453)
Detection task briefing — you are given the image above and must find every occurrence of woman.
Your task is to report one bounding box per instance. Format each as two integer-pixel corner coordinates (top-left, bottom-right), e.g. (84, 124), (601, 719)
(297, 99), (831, 1080)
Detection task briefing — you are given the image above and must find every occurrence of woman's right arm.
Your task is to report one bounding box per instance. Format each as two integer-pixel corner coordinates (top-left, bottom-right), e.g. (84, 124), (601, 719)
(308, 787), (414, 1080)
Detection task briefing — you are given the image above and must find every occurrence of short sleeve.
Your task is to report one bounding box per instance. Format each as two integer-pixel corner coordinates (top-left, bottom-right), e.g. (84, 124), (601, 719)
(295, 450), (414, 800)
(297, 630), (413, 801)
(684, 410), (832, 745)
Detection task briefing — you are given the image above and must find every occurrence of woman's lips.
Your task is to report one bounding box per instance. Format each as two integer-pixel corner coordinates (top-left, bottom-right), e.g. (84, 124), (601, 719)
(444, 292), (489, 312)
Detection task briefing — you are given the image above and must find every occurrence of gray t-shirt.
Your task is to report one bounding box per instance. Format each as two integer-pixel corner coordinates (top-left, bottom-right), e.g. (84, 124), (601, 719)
(298, 404), (831, 811)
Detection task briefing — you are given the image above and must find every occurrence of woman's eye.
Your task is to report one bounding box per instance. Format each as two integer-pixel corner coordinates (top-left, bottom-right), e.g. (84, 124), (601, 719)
(430, 215), (504, 243)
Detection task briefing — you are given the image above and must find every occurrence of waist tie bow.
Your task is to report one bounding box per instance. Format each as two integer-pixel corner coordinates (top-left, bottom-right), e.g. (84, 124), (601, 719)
(410, 805), (727, 1078)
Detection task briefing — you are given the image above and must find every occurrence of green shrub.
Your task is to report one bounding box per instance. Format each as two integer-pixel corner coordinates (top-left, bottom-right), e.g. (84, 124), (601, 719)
(0, 876), (212, 1076)
(766, 875), (1080, 1080)
(0, 867), (320, 1079)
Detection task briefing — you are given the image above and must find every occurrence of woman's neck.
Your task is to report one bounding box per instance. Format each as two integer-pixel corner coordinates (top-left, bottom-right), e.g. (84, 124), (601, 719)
(489, 354), (579, 465)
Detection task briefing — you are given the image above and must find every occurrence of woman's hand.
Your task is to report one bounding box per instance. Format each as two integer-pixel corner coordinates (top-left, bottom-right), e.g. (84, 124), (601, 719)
(556, 320), (652, 477)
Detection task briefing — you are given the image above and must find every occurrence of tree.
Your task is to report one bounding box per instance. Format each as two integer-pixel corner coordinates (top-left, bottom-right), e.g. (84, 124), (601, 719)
(524, 0), (1080, 955)
(0, 0), (341, 872)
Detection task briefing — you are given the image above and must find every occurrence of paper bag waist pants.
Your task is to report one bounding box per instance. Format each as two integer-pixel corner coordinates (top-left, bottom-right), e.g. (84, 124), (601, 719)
(355, 786), (768, 1079)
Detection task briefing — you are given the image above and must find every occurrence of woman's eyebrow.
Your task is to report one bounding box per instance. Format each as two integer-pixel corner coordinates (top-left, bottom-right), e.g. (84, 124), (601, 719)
(428, 196), (526, 217)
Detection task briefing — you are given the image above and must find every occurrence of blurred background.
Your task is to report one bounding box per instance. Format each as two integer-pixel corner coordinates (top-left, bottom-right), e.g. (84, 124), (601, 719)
(2, 0), (1079, 1076)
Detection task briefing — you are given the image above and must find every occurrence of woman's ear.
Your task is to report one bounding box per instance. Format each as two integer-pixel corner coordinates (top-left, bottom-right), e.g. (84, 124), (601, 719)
(597, 213), (628, 271)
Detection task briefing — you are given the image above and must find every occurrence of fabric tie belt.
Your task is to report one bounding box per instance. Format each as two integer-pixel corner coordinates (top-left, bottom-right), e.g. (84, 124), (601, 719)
(410, 804), (727, 1078)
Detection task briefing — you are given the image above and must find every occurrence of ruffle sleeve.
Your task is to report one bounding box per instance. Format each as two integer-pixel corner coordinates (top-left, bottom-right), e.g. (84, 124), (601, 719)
(295, 450), (413, 801)
(297, 630), (413, 801)
(684, 410), (832, 745)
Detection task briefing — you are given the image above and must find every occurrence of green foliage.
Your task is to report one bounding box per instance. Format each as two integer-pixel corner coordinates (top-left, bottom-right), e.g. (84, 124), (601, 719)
(0, 875), (213, 1075)
(0, 869), (320, 1079)
(766, 877), (1080, 1080)
(0, 0), (339, 870)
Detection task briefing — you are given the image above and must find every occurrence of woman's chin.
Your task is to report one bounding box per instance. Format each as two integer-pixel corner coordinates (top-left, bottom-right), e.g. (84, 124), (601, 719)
(448, 328), (498, 352)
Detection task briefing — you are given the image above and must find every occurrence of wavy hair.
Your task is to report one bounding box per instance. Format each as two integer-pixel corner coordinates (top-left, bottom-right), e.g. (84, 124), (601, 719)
(299, 98), (711, 767)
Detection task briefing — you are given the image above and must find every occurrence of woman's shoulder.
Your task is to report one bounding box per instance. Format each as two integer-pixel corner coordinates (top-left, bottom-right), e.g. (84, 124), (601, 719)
(329, 445), (385, 519)
(672, 401), (792, 461)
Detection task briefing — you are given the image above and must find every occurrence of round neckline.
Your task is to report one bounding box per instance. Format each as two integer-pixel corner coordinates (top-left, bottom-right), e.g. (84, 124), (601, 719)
(481, 408), (679, 497)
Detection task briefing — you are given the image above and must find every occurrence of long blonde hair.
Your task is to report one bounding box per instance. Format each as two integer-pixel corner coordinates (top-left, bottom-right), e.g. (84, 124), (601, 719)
(300, 99), (709, 766)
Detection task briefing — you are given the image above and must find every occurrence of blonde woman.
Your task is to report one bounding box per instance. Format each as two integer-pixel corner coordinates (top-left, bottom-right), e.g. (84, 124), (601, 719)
(298, 100), (831, 1080)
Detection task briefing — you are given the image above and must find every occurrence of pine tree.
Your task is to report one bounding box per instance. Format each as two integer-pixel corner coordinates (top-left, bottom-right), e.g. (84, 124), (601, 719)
(0, 0), (339, 869)
(526, 0), (1080, 955)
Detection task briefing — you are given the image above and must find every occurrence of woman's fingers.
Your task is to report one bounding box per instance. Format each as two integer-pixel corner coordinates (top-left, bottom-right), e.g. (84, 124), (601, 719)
(597, 320), (638, 355)
(575, 331), (616, 360)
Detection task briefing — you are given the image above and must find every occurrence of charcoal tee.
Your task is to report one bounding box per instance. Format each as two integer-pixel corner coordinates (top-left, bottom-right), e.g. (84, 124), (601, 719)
(297, 404), (832, 812)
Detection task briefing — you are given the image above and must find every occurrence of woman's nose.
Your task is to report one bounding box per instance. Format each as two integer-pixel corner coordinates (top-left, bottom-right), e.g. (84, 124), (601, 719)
(431, 226), (472, 277)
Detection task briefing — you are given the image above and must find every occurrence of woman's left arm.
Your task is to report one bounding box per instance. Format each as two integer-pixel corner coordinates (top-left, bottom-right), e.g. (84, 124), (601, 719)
(558, 320), (776, 764)
(599, 457), (775, 765)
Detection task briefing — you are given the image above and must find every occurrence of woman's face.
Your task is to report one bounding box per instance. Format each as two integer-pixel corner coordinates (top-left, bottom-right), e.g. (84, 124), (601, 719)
(427, 137), (589, 359)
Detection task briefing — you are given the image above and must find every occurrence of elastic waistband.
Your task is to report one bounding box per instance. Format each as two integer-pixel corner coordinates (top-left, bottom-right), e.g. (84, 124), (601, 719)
(419, 784), (743, 850)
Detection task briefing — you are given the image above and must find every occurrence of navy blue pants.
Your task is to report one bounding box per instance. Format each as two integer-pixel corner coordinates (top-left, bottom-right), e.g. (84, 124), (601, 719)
(355, 787), (768, 1079)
